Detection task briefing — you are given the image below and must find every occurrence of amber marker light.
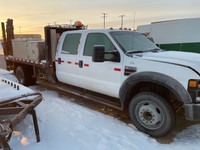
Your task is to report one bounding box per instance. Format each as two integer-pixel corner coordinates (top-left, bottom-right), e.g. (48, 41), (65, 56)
(189, 80), (197, 88)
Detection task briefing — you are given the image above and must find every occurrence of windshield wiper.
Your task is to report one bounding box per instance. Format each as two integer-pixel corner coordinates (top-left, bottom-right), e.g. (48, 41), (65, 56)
(146, 48), (160, 52)
(126, 50), (145, 54)
(126, 48), (160, 54)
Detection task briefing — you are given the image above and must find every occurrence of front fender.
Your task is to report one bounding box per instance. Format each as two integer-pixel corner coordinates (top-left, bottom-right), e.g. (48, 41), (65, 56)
(119, 72), (192, 107)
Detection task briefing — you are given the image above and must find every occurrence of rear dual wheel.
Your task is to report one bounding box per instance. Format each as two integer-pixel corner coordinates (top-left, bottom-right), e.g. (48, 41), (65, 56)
(129, 92), (175, 137)
(16, 66), (36, 86)
(16, 66), (27, 85)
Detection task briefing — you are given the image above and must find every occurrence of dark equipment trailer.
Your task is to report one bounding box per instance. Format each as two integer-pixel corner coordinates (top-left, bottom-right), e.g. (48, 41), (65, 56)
(0, 92), (42, 150)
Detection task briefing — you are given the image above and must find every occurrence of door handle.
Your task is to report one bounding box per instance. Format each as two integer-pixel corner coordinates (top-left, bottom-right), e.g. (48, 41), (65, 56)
(58, 58), (61, 64)
(79, 60), (83, 68)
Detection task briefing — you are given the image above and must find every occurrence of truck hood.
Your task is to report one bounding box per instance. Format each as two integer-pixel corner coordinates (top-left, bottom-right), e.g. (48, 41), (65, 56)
(139, 51), (200, 75)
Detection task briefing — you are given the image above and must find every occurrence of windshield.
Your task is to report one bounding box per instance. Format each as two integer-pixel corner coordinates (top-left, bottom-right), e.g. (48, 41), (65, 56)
(110, 31), (159, 53)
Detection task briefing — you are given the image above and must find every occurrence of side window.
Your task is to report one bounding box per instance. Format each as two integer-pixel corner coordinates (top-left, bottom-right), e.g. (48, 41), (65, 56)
(62, 33), (81, 54)
(84, 33), (116, 58)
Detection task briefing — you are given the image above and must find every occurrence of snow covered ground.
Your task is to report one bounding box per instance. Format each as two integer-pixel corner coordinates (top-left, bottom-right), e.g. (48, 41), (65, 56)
(1, 69), (200, 150)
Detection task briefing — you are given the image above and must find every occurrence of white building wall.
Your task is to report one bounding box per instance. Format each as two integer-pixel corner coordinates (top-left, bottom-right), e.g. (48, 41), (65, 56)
(137, 18), (200, 44)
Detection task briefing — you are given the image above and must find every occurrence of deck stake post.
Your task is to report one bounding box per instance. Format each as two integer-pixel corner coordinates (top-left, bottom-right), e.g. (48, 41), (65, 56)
(31, 109), (40, 142)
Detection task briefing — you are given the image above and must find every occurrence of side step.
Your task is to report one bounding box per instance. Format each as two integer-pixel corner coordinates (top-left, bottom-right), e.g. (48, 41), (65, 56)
(39, 81), (123, 110)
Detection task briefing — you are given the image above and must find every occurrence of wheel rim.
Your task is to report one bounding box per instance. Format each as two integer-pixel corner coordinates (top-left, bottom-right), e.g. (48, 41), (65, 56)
(135, 100), (164, 130)
(17, 71), (24, 84)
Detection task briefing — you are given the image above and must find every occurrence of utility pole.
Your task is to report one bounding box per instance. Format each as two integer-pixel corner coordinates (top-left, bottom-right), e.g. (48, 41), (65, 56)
(133, 12), (136, 30)
(101, 13), (107, 29)
(119, 15), (125, 28)
(69, 20), (73, 25)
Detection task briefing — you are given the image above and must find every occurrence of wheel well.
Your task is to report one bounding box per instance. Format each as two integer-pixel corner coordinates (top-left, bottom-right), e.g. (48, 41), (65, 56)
(14, 63), (34, 75)
(124, 82), (183, 111)
(14, 63), (39, 86)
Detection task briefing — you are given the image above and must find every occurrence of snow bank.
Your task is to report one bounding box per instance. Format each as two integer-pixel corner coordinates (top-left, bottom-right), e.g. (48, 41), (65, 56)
(0, 76), (34, 101)
(0, 68), (18, 82)
(0, 68), (35, 101)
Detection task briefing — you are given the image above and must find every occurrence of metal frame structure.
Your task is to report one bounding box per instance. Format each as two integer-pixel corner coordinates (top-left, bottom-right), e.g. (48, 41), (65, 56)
(0, 93), (42, 150)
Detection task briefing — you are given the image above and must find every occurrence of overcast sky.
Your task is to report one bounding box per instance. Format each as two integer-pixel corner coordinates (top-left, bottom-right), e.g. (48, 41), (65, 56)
(1, 0), (200, 37)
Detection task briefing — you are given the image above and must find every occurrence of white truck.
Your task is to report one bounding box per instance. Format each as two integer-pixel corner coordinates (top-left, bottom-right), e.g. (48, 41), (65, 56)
(2, 19), (200, 137)
(137, 18), (200, 53)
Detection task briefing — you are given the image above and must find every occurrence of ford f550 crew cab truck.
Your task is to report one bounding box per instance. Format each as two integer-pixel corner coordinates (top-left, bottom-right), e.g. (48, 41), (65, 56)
(2, 19), (200, 137)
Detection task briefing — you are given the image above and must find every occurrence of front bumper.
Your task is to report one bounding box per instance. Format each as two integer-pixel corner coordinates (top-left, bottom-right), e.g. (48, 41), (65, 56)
(184, 103), (200, 121)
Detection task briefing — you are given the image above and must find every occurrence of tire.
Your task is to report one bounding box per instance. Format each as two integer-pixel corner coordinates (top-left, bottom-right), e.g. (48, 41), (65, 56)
(16, 66), (36, 86)
(16, 66), (27, 85)
(129, 92), (175, 137)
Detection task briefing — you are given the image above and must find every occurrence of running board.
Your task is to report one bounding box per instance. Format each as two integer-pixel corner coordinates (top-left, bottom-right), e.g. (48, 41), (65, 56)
(57, 86), (123, 111)
(39, 81), (123, 110)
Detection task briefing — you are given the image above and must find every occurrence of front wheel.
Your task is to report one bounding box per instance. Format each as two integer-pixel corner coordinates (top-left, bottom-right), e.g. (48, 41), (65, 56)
(129, 92), (175, 137)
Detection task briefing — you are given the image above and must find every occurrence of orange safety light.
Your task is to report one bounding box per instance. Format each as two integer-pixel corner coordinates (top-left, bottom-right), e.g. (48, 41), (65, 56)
(128, 28), (131, 30)
(74, 21), (82, 26)
(110, 27), (113, 30)
(119, 27), (122, 30)
(124, 28), (127, 30)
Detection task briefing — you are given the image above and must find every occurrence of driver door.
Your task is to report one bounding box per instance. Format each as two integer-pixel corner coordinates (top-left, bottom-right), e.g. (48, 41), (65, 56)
(79, 33), (123, 98)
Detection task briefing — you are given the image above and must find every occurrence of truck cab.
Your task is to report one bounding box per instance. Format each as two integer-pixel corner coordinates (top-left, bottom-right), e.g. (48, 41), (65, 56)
(56, 29), (123, 98)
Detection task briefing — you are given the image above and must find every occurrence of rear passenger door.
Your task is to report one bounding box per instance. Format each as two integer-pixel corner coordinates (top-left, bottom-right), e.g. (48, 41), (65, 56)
(56, 33), (81, 87)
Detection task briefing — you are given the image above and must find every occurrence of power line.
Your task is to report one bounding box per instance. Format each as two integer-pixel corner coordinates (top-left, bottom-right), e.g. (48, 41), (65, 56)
(101, 13), (107, 29)
(119, 15), (125, 28)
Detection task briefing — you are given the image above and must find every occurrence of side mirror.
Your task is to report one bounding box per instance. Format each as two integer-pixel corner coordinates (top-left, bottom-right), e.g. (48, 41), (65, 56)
(92, 45), (120, 63)
(110, 50), (120, 62)
(92, 45), (105, 62)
